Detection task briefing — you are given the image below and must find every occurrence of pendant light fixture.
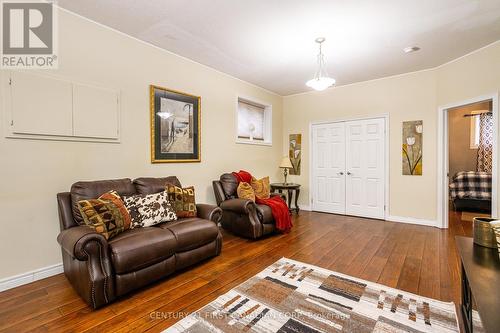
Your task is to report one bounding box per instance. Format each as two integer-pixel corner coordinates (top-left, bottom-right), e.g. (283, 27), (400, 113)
(306, 37), (336, 91)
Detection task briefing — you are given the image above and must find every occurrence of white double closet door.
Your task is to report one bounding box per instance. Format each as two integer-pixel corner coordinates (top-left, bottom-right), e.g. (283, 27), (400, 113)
(312, 118), (385, 219)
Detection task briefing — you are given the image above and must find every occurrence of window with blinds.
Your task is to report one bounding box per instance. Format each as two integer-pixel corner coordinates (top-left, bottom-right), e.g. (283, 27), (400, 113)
(236, 97), (272, 145)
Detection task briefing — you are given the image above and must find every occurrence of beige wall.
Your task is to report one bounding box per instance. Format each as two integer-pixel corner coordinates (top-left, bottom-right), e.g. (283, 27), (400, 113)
(448, 107), (477, 179)
(448, 101), (492, 179)
(0, 9), (283, 280)
(284, 70), (438, 220)
(436, 43), (500, 217)
(0, 7), (498, 282)
(283, 41), (500, 221)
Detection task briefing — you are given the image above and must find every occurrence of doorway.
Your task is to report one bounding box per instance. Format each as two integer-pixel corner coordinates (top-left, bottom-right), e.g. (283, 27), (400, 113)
(310, 117), (387, 220)
(438, 94), (498, 228)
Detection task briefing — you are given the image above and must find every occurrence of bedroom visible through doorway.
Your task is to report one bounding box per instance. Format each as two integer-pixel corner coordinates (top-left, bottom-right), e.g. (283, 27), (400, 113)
(447, 99), (494, 226)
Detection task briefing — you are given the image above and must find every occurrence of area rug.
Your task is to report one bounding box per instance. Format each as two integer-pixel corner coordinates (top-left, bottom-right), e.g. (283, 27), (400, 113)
(166, 258), (464, 332)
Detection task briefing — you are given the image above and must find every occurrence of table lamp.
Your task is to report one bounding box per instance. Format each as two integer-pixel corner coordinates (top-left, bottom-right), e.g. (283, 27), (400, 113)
(279, 157), (293, 184)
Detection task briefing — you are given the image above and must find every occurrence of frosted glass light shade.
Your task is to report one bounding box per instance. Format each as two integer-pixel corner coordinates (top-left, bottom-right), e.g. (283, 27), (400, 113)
(306, 77), (336, 91)
(306, 38), (336, 91)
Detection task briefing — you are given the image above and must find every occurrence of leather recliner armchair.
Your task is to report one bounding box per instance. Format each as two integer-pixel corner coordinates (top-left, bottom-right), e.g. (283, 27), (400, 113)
(57, 176), (222, 309)
(213, 173), (279, 239)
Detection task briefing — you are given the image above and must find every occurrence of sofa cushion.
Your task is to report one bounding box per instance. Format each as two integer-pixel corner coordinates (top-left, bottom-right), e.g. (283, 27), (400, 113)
(108, 227), (176, 274)
(165, 184), (197, 218)
(134, 177), (182, 195)
(156, 218), (219, 252)
(124, 191), (177, 228)
(71, 178), (136, 225)
(220, 173), (238, 199)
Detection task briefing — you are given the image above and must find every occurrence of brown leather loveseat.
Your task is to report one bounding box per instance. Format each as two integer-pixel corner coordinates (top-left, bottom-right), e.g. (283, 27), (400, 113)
(213, 173), (278, 239)
(56, 176), (222, 309)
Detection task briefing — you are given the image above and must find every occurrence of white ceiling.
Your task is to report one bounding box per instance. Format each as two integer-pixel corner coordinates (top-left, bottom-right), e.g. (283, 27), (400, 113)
(58, 0), (500, 96)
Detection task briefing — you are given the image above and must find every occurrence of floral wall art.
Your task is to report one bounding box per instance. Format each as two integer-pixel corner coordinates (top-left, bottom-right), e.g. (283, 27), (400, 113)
(402, 121), (423, 175)
(289, 134), (301, 175)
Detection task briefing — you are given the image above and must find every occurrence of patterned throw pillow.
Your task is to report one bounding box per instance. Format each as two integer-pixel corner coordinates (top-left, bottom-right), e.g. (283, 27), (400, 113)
(99, 190), (132, 230)
(165, 184), (197, 218)
(251, 176), (270, 199)
(124, 191), (177, 228)
(77, 191), (131, 240)
(237, 182), (256, 202)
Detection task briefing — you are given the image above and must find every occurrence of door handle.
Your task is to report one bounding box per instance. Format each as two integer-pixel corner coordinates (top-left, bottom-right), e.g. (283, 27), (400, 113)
(347, 171), (352, 175)
(339, 171), (344, 175)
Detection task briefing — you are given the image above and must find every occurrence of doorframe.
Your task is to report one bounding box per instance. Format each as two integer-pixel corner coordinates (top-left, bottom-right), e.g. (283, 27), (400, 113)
(309, 114), (390, 220)
(437, 92), (499, 229)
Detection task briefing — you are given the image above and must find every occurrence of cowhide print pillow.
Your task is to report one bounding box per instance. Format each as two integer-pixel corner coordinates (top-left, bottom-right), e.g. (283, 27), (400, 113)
(124, 191), (177, 228)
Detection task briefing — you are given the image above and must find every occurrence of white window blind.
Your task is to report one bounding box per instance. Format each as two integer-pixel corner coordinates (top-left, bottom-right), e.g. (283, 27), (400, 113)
(237, 99), (265, 140)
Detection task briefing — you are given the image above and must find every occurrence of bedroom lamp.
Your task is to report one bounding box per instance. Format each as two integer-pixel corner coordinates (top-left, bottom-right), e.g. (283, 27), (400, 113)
(279, 157), (293, 184)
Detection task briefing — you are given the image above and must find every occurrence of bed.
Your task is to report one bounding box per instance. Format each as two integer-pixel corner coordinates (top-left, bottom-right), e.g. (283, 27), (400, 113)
(449, 171), (491, 213)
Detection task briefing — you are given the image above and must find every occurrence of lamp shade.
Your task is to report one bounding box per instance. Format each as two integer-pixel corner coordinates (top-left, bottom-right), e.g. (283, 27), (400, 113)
(279, 157), (293, 169)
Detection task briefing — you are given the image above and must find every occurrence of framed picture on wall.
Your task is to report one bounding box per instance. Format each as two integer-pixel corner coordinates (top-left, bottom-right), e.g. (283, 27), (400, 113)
(150, 85), (201, 163)
(402, 120), (423, 175)
(289, 134), (301, 175)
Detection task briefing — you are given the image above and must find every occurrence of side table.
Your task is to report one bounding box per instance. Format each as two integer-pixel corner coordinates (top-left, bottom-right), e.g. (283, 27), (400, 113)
(270, 183), (300, 213)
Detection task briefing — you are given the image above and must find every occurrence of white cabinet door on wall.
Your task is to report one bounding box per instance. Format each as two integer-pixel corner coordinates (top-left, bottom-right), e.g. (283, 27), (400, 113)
(5, 71), (120, 143)
(73, 84), (119, 139)
(10, 71), (73, 136)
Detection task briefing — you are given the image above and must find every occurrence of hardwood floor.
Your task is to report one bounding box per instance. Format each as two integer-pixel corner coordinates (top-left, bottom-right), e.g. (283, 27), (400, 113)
(0, 211), (472, 332)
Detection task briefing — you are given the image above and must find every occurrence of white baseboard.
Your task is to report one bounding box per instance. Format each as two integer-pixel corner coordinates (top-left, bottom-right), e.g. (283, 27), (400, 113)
(301, 208), (436, 228)
(299, 205), (311, 211)
(386, 215), (437, 227)
(0, 263), (63, 292)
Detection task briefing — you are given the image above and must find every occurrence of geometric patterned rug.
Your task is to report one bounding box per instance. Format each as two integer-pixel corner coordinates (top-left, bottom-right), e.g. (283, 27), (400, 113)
(165, 258), (473, 332)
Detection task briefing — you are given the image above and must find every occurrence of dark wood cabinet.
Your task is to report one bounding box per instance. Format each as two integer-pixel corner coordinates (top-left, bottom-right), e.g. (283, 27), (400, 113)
(456, 236), (500, 333)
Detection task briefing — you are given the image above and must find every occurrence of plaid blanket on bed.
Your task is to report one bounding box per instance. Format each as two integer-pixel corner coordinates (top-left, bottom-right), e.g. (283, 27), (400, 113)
(449, 171), (491, 200)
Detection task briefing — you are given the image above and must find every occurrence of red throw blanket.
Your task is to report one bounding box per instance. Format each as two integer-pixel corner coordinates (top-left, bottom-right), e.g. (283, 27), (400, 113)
(232, 170), (293, 233)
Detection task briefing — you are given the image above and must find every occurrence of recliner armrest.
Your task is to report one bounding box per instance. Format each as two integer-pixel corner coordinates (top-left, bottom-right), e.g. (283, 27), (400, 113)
(196, 204), (222, 223)
(219, 198), (257, 214)
(57, 225), (109, 261)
